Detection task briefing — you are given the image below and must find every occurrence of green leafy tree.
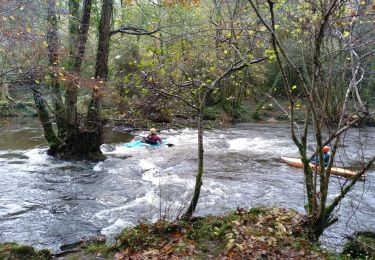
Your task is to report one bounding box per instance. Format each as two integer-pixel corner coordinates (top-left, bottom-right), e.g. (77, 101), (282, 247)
(0, 0), (43, 103)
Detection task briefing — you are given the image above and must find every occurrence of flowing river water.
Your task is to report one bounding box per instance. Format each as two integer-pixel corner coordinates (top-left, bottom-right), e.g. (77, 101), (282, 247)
(0, 118), (374, 253)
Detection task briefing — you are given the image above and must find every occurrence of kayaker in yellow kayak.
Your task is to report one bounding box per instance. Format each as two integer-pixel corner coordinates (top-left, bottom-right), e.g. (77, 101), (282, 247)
(310, 146), (330, 167)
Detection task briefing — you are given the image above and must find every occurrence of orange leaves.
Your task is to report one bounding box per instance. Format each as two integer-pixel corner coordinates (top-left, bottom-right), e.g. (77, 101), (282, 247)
(162, 0), (200, 8)
(122, 0), (134, 6)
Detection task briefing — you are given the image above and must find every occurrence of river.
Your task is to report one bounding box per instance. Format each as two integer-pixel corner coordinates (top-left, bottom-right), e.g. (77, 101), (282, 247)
(0, 118), (374, 253)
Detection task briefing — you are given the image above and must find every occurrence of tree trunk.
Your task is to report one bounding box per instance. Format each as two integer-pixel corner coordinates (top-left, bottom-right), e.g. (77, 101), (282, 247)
(60, 0), (106, 161)
(68, 0), (80, 67)
(94, 0), (112, 80)
(60, 0), (104, 161)
(46, 0), (65, 139)
(183, 109), (204, 218)
(74, 0), (92, 72)
(65, 0), (80, 138)
(80, 0), (113, 160)
(65, 0), (92, 138)
(86, 0), (112, 129)
(38, 0), (104, 161)
(32, 89), (60, 154)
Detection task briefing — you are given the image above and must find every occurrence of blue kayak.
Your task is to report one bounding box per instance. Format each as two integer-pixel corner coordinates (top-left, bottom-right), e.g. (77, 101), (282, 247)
(123, 140), (161, 148)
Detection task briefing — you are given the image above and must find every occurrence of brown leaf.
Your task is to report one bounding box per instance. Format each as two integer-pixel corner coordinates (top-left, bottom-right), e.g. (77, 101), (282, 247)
(142, 249), (159, 255)
(163, 244), (174, 255)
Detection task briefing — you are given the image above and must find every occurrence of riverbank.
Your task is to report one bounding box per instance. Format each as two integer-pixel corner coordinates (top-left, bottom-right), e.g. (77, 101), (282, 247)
(1, 207), (342, 259)
(2, 97), (374, 130)
(0, 101), (36, 117)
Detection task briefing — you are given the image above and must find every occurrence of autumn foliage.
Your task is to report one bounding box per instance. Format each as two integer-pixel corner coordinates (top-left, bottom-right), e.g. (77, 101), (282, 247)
(113, 208), (329, 259)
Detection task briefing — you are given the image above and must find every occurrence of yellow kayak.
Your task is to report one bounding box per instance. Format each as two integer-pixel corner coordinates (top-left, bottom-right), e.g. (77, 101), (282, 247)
(280, 157), (358, 178)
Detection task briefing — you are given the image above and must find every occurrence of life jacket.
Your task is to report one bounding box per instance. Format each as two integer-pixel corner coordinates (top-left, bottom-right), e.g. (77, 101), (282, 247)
(145, 134), (161, 144)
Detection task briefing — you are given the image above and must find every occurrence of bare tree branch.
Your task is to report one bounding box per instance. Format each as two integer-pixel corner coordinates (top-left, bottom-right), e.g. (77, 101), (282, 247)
(326, 155), (375, 216)
(146, 78), (199, 110)
(110, 26), (162, 38)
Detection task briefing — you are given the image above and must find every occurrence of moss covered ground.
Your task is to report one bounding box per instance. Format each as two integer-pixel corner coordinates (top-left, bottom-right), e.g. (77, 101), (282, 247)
(0, 243), (52, 259)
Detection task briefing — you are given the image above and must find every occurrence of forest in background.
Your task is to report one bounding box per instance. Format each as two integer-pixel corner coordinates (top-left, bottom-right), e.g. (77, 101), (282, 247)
(1, 0), (375, 258)
(1, 0), (373, 123)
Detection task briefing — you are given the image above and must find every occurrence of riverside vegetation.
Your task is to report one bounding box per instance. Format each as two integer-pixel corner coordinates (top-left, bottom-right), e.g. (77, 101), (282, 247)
(3, 208), (371, 260)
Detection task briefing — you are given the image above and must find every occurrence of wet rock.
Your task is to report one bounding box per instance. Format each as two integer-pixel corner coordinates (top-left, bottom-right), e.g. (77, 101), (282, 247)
(59, 234), (107, 252)
(0, 152), (29, 159)
(7, 160), (27, 164)
(86, 234), (106, 244)
(112, 125), (135, 133)
(100, 144), (116, 152)
(267, 117), (279, 123)
(110, 154), (132, 159)
(59, 241), (83, 252)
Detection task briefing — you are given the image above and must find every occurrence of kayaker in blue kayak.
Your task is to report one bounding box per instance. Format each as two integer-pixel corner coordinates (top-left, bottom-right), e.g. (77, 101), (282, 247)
(310, 146), (330, 167)
(143, 128), (163, 145)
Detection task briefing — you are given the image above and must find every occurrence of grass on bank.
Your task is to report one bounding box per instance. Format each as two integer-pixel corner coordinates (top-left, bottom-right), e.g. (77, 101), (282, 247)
(0, 243), (52, 260)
